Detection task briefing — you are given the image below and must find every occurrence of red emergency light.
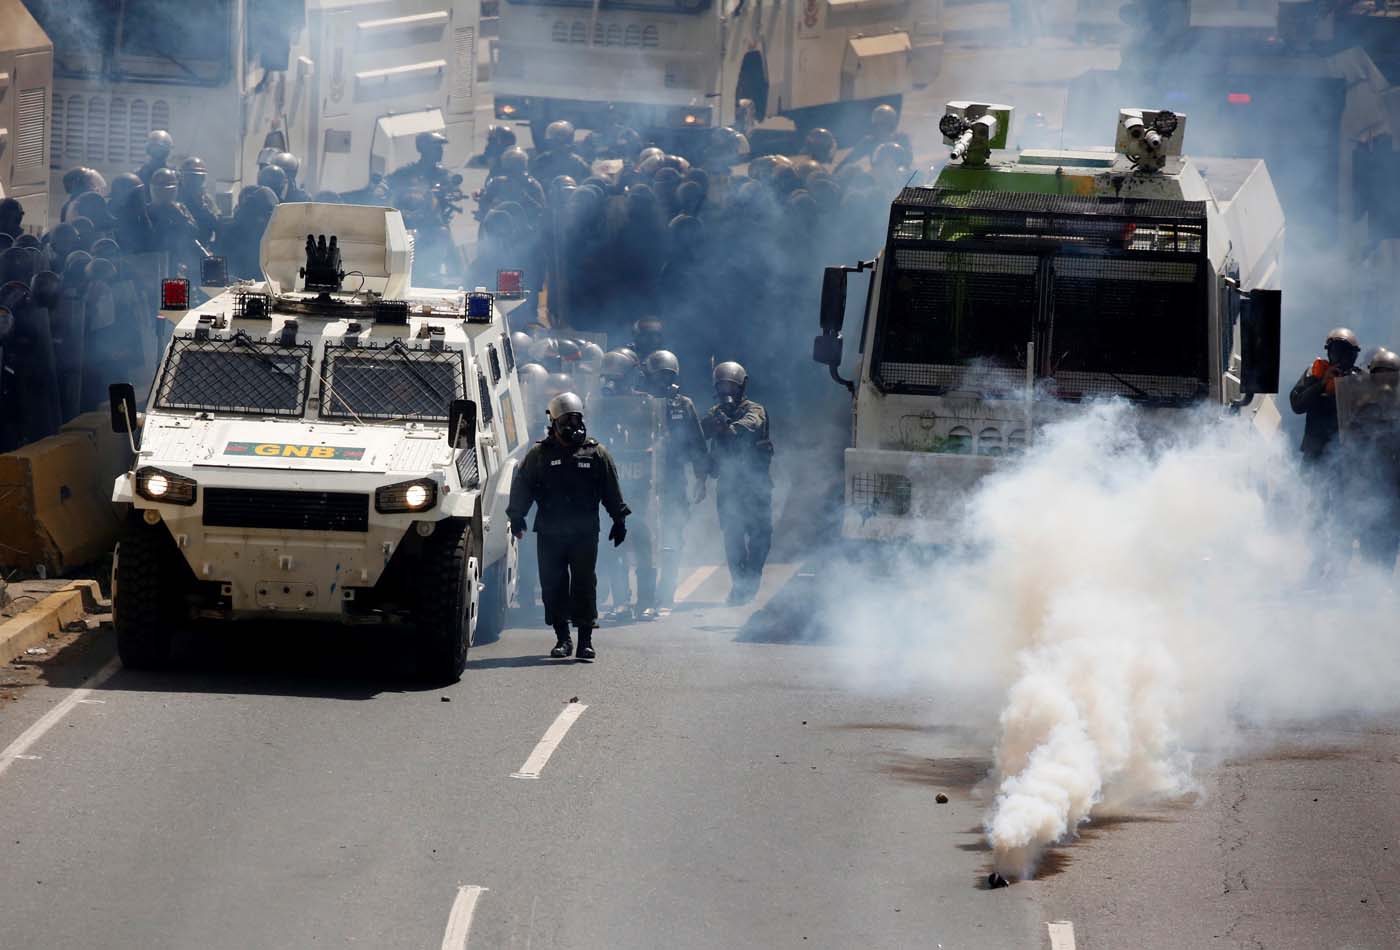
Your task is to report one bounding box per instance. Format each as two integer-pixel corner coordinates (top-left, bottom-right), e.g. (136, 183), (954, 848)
(497, 269), (524, 294)
(1227, 93), (1252, 105)
(161, 278), (190, 311)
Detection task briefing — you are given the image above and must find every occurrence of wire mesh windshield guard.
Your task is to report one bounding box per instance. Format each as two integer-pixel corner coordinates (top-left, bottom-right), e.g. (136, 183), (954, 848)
(319, 342), (467, 422)
(154, 335), (312, 416)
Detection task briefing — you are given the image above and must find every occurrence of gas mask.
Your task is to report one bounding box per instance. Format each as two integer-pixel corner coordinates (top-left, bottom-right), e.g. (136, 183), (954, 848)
(556, 413), (587, 447)
(716, 383), (743, 415)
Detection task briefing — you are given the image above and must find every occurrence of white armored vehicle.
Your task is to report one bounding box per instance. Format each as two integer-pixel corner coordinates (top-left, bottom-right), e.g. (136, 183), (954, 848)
(813, 102), (1286, 545)
(109, 203), (528, 680)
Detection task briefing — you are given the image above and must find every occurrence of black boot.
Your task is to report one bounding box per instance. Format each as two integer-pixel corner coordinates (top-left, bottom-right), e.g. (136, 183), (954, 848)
(550, 625), (573, 658)
(576, 626), (595, 661)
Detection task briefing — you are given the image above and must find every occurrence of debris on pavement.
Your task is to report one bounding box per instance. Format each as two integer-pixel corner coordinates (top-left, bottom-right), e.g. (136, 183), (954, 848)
(935, 793), (949, 804)
(987, 872), (1009, 889)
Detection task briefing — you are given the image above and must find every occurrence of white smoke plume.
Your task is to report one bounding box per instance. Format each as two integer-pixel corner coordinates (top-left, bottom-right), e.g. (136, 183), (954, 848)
(829, 400), (1400, 880)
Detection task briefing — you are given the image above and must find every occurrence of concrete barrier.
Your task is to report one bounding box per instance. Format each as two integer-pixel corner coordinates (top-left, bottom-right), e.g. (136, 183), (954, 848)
(0, 580), (106, 662)
(0, 414), (131, 574)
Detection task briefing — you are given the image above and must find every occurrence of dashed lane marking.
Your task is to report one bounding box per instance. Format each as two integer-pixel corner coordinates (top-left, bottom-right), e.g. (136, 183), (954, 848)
(673, 565), (718, 603)
(511, 702), (588, 779)
(1047, 920), (1077, 950)
(0, 657), (120, 780)
(440, 885), (486, 950)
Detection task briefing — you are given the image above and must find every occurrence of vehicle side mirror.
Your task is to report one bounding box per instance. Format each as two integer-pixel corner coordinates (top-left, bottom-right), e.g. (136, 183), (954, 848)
(813, 333), (843, 368)
(1240, 288), (1281, 395)
(819, 266), (848, 335)
(109, 382), (138, 434)
(448, 398), (477, 449)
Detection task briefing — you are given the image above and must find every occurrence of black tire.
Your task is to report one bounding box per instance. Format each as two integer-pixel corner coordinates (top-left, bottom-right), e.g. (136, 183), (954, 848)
(113, 518), (185, 669)
(412, 520), (474, 683)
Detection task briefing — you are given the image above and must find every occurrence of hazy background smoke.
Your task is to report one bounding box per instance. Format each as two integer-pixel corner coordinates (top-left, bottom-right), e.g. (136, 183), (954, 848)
(822, 400), (1400, 879)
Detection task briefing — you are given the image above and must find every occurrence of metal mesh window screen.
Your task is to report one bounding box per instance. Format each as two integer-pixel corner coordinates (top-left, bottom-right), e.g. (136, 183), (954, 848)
(851, 473), (912, 516)
(155, 336), (310, 416)
(1049, 255), (1208, 392)
(478, 373), (495, 424)
(488, 344), (502, 383)
(320, 344), (466, 422)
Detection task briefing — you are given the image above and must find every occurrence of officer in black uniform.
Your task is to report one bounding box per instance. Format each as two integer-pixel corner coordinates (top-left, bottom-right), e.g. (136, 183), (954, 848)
(1290, 326), (1364, 464)
(642, 350), (709, 611)
(272, 152), (312, 203)
(508, 392), (630, 660)
(178, 157), (222, 245)
(701, 361), (773, 605)
(529, 121), (592, 197)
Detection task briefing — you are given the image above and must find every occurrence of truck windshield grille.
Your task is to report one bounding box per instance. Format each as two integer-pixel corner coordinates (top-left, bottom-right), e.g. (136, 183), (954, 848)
(874, 189), (1209, 402)
(203, 488), (369, 533)
(154, 336), (311, 417)
(320, 344), (467, 423)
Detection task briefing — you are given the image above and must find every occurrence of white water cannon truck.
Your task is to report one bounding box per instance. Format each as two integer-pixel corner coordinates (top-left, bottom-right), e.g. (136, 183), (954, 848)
(813, 101), (1286, 545)
(108, 203), (529, 681)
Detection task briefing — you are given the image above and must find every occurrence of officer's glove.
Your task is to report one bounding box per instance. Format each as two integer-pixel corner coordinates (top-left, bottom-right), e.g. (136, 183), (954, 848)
(608, 520), (627, 547)
(510, 518), (527, 540)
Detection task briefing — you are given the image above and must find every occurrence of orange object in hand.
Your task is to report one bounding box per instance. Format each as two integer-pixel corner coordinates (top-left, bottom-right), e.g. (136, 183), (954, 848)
(1311, 358), (1337, 394)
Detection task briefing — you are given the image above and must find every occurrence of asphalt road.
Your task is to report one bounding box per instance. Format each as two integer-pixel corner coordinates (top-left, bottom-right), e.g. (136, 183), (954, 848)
(2, 546), (1399, 949)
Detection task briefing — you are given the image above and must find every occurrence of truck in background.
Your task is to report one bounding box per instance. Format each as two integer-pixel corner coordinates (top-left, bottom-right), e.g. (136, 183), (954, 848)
(812, 101), (1285, 544)
(492, 0), (943, 149)
(0, 0), (52, 232)
(20, 0), (479, 226)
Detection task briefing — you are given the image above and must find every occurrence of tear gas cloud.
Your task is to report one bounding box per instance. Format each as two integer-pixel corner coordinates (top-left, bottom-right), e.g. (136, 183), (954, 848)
(825, 402), (1400, 880)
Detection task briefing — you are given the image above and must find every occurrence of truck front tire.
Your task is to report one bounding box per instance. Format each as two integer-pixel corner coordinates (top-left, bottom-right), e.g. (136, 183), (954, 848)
(113, 518), (186, 670)
(413, 521), (475, 683)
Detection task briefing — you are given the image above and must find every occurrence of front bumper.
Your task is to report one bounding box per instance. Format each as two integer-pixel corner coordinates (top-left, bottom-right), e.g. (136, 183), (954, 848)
(841, 447), (1001, 545)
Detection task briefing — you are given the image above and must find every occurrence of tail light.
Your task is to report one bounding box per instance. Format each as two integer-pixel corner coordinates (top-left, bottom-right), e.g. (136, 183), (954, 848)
(161, 278), (190, 311)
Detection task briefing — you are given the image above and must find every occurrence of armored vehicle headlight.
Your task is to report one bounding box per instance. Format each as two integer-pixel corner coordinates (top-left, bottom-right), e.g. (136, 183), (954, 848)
(376, 478), (438, 514)
(136, 467), (197, 505)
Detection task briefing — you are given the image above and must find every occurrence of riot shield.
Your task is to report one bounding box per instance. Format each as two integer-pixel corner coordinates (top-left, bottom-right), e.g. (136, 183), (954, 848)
(1337, 374), (1400, 445)
(593, 392), (662, 566)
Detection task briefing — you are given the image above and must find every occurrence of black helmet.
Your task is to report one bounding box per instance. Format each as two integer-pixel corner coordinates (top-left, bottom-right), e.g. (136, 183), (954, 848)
(1326, 327), (1360, 351)
(633, 316), (664, 354)
(804, 127), (837, 163)
(256, 146), (280, 168)
(146, 129), (174, 158)
(499, 147), (529, 176)
(600, 348), (639, 382)
(257, 164), (288, 197)
(271, 151), (301, 181)
(870, 103), (899, 136)
(487, 124), (518, 149)
(1368, 348), (1400, 375)
(547, 391), (587, 445)
(713, 361), (748, 407)
(109, 172), (142, 206)
(179, 156), (208, 177)
(544, 120), (576, 150)
(150, 167), (180, 196)
(416, 130), (448, 157)
(643, 349), (680, 393)
(62, 166), (107, 197)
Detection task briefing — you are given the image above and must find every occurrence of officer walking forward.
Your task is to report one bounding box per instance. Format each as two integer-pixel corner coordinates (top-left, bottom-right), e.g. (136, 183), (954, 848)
(508, 393), (630, 660)
(701, 362), (773, 605)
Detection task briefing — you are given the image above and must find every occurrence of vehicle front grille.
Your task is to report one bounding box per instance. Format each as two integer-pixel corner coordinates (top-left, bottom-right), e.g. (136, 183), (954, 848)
(52, 92), (172, 165)
(203, 488), (369, 532)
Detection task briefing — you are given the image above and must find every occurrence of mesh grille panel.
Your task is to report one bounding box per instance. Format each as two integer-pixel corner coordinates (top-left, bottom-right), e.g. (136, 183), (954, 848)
(877, 362), (1027, 393)
(155, 336), (310, 416)
(320, 344), (466, 422)
(851, 473), (912, 516)
(15, 88), (47, 171)
(204, 488), (368, 533)
(456, 446), (480, 488)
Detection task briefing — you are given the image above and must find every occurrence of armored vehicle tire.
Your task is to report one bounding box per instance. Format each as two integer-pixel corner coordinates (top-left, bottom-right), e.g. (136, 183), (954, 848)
(113, 518), (186, 670)
(413, 521), (475, 683)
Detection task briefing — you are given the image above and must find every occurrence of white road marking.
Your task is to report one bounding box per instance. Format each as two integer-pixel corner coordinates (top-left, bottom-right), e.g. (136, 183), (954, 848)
(1047, 920), (1077, 950)
(0, 657), (120, 779)
(511, 702), (588, 780)
(440, 885), (486, 950)
(674, 565), (718, 603)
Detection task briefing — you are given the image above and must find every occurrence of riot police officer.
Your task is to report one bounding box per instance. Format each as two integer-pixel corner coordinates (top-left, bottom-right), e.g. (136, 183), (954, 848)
(631, 317), (665, 361)
(137, 130), (175, 185)
(508, 393), (630, 660)
(388, 131), (457, 193)
(530, 121), (592, 196)
(836, 104), (911, 171)
(178, 157), (221, 244)
(272, 152), (312, 202)
(643, 350), (709, 611)
(149, 167), (209, 278)
(476, 148), (546, 229)
(701, 361), (773, 605)
(1290, 327), (1364, 464)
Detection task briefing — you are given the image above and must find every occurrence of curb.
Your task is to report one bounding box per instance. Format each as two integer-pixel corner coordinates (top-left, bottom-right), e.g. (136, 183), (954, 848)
(0, 581), (109, 662)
